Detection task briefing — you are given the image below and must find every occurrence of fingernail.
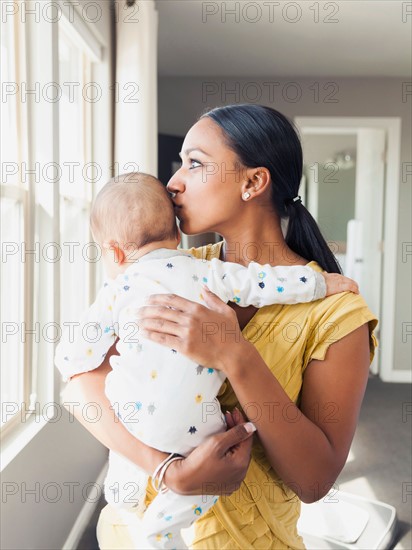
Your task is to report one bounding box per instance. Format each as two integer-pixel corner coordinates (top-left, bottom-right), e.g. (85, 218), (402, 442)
(202, 284), (210, 291)
(244, 422), (257, 433)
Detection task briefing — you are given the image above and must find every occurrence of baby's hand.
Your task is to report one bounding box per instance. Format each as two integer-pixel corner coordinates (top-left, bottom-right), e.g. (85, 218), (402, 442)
(323, 273), (359, 296)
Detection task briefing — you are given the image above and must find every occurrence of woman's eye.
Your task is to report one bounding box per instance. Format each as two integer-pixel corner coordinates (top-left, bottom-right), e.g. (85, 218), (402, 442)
(189, 159), (202, 169)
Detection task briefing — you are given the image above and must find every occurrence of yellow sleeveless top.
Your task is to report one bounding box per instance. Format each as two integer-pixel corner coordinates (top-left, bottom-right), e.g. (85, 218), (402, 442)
(97, 242), (378, 550)
(184, 242), (378, 549)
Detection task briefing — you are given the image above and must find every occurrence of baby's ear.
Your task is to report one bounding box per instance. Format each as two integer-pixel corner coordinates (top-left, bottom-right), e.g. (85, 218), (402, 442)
(104, 240), (126, 265)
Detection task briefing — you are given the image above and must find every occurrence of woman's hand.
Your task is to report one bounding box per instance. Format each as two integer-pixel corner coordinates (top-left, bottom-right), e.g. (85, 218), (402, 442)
(136, 287), (252, 373)
(164, 408), (256, 496)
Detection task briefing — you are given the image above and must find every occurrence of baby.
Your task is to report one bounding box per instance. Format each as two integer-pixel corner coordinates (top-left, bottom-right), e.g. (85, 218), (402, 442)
(55, 173), (357, 549)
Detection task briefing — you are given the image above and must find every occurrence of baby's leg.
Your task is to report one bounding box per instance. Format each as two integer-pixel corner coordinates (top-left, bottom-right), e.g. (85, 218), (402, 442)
(104, 452), (149, 514)
(132, 489), (219, 549)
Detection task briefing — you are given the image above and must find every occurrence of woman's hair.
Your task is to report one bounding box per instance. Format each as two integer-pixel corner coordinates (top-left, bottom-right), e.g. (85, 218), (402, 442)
(202, 104), (341, 273)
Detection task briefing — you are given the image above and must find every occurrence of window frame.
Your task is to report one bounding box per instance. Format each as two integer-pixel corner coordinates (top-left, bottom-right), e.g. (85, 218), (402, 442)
(0, 0), (110, 456)
(0, 8), (35, 435)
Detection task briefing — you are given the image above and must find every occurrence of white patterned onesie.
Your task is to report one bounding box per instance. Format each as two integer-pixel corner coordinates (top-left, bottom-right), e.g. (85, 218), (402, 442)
(55, 248), (326, 549)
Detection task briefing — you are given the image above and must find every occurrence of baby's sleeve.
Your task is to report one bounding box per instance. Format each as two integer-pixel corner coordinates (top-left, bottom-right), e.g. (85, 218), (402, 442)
(207, 259), (326, 307)
(55, 283), (118, 381)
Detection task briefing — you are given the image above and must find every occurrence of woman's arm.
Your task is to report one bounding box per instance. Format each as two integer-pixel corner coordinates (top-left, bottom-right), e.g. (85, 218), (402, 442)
(137, 290), (370, 503)
(223, 323), (370, 503)
(62, 343), (255, 495)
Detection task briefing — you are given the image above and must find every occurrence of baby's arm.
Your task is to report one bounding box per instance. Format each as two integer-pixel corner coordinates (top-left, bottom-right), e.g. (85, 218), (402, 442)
(206, 259), (358, 307)
(55, 283), (118, 381)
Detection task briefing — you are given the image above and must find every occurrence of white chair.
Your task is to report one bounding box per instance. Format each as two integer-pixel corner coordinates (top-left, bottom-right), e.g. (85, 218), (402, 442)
(298, 490), (397, 550)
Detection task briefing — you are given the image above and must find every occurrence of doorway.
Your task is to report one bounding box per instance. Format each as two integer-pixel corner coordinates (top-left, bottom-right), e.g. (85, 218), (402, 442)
(295, 117), (402, 381)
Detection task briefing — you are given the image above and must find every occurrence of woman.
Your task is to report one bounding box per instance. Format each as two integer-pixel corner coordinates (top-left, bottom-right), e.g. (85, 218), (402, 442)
(64, 104), (378, 549)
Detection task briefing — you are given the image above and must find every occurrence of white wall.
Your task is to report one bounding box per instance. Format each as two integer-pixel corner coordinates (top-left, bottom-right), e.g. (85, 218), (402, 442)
(158, 76), (411, 373)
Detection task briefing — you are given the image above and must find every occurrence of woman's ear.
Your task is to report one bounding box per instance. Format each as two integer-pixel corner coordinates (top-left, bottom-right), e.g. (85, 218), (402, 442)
(241, 167), (271, 200)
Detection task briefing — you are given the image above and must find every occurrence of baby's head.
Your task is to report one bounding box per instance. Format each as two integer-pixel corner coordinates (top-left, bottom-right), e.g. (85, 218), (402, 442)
(90, 172), (179, 276)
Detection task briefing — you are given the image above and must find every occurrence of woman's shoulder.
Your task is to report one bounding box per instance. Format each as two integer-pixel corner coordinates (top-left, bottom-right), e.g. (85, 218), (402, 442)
(306, 260), (377, 322)
(252, 259), (378, 367)
(300, 261), (379, 365)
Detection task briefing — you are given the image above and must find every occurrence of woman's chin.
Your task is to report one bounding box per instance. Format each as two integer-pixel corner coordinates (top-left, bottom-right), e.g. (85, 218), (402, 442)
(179, 224), (205, 237)
(177, 215), (213, 237)
(177, 217), (191, 233)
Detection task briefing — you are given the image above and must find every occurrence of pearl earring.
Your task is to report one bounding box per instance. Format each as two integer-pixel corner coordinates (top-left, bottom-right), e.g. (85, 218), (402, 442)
(242, 192), (251, 200)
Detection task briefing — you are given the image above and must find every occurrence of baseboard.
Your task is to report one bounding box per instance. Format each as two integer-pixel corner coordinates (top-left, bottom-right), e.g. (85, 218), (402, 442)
(62, 462), (108, 550)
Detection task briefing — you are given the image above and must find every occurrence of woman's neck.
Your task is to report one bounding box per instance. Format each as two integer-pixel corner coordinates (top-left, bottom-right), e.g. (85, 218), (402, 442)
(220, 216), (307, 267)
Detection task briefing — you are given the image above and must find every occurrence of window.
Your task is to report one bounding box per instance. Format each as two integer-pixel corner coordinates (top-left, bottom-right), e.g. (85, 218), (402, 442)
(58, 25), (95, 326)
(1, 11), (32, 430)
(1, 8), (103, 435)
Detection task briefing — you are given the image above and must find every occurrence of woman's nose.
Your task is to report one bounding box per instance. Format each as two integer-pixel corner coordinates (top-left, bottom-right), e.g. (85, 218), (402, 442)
(167, 171), (185, 195)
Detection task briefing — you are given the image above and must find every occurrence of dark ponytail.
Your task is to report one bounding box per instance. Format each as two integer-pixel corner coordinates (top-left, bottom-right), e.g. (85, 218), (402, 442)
(203, 104), (341, 273)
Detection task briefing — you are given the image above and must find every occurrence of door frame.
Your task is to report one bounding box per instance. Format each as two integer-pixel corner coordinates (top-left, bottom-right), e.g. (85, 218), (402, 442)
(295, 117), (403, 383)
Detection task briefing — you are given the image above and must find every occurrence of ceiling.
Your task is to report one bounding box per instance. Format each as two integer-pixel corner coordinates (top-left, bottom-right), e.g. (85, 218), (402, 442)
(155, 1), (411, 77)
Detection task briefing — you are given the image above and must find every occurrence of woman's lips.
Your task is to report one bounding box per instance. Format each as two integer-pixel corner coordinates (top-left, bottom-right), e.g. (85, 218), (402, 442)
(173, 204), (182, 217)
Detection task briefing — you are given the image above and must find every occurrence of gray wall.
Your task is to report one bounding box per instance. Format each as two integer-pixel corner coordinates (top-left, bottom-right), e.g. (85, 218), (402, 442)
(316, 165), (356, 243)
(1, 414), (107, 550)
(158, 76), (411, 373)
(303, 134), (357, 243)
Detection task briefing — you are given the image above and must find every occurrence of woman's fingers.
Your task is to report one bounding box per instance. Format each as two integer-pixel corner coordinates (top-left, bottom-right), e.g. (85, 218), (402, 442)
(167, 418), (255, 496)
(202, 285), (231, 314)
(232, 407), (246, 423)
(139, 291), (244, 371)
(145, 293), (200, 313)
(136, 305), (192, 347)
(139, 329), (181, 350)
(136, 305), (190, 325)
(216, 422), (256, 458)
(138, 317), (182, 338)
(225, 408), (246, 430)
(225, 411), (234, 429)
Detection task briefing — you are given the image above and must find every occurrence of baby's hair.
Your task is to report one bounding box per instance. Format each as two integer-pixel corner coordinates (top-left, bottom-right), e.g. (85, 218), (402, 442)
(90, 172), (178, 251)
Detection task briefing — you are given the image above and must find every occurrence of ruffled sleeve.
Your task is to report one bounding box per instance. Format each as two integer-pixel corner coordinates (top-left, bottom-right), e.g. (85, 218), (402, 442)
(303, 290), (378, 371)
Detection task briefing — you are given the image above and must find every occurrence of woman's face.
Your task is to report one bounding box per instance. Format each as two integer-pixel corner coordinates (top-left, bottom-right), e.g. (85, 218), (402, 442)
(167, 117), (246, 236)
